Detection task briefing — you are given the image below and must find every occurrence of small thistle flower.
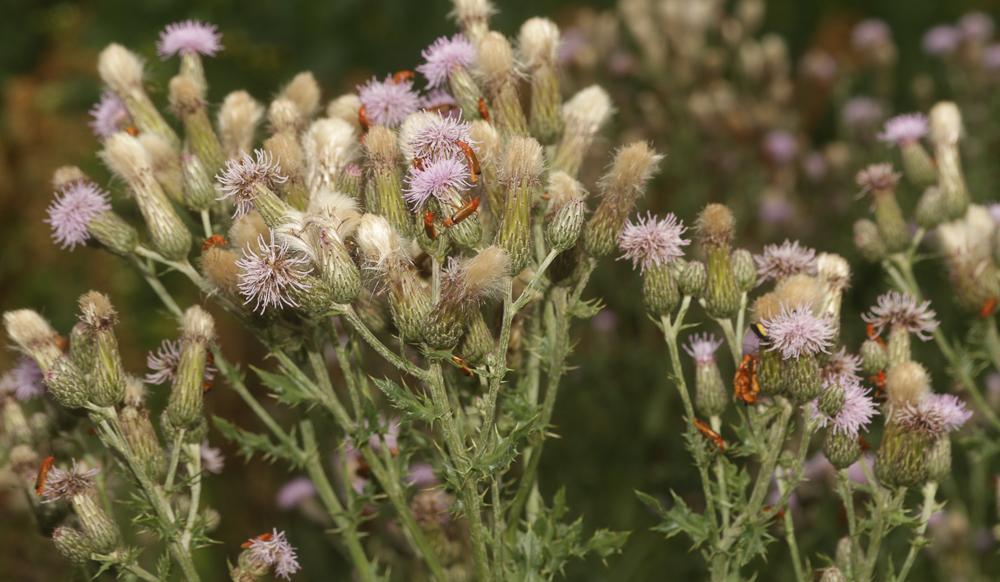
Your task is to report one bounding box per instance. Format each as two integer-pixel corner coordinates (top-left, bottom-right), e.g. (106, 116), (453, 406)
(88, 92), (130, 138)
(216, 149), (289, 218)
(878, 113), (929, 146)
(895, 394), (972, 435)
(236, 234), (314, 313)
(763, 130), (798, 165)
(821, 349), (862, 389)
(830, 380), (878, 438)
(247, 528), (301, 580)
(40, 461), (99, 502)
(403, 156), (470, 210)
(617, 213), (689, 273)
(841, 97), (883, 130)
(764, 305), (835, 359)
(0, 357), (45, 401)
(862, 291), (939, 340)
(856, 163), (901, 194)
(754, 240), (817, 283)
(45, 181), (111, 250)
(417, 34), (476, 88)
(958, 11), (994, 43)
(683, 333), (722, 366)
(156, 20), (222, 58)
(357, 75), (420, 128)
(276, 477), (317, 510)
(923, 25), (961, 55)
(200, 441), (225, 474)
(145, 339), (217, 385)
(404, 113), (474, 161)
(367, 416), (401, 454)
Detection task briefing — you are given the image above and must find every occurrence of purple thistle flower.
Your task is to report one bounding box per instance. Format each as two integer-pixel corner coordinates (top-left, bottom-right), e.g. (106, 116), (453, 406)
(855, 162), (900, 194)
(247, 528), (301, 580)
(895, 393), (971, 435)
(45, 181), (111, 250)
(276, 477), (317, 510)
(216, 149), (288, 218)
(407, 463), (438, 488)
(923, 25), (962, 56)
(156, 20), (222, 59)
(754, 239), (817, 283)
(236, 234), (313, 313)
(145, 339), (217, 385)
(404, 156), (470, 209)
(841, 97), (884, 130)
(852, 19), (892, 51)
(617, 212), (690, 273)
(0, 357), (45, 401)
(862, 291), (939, 340)
(763, 130), (798, 165)
(40, 461), (99, 502)
(683, 333), (722, 366)
(763, 305), (835, 359)
(417, 34), (476, 88)
(200, 441), (225, 474)
(357, 76), (420, 128)
(826, 379), (878, 438)
(958, 12), (994, 44)
(406, 114), (474, 161)
(800, 51), (837, 82)
(821, 348), (862, 389)
(88, 91), (131, 138)
(878, 113), (929, 146)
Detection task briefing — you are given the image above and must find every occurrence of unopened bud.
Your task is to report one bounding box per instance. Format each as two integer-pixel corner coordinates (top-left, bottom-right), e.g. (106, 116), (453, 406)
(823, 430), (861, 470)
(166, 306), (215, 431)
(859, 339), (888, 374)
(78, 291), (125, 407)
(675, 259), (706, 297)
(120, 402), (166, 481)
(731, 249), (757, 291)
(584, 142), (663, 257)
(52, 526), (95, 565)
(3, 310), (63, 370)
(853, 219), (887, 262)
(876, 421), (931, 487)
(496, 137), (543, 270)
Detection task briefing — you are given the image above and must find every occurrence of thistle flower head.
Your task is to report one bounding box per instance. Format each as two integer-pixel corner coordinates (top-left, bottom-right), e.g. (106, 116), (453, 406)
(45, 181), (111, 249)
(157, 20), (222, 58)
(754, 240), (817, 284)
(98, 44), (144, 93)
(958, 11), (994, 43)
(235, 234), (313, 313)
(851, 19), (891, 51)
(247, 528), (301, 580)
(357, 75), (420, 128)
(402, 113), (474, 161)
(404, 156), (470, 209)
(617, 212), (689, 272)
(518, 17), (560, 67)
(821, 348), (862, 389)
(0, 357), (44, 401)
(763, 130), (798, 165)
(356, 214), (408, 273)
(895, 393), (972, 435)
(441, 246), (511, 305)
(763, 305), (835, 359)
(419, 90), (459, 117)
(856, 162), (900, 194)
(145, 338), (218, 385)
(683, 333), (722, 366)
(841, 97), (883, 130)
(862, 291), (939, 340)
(88, 92), (130, 138)
(418, 34), (476, 88)
(561, 85), (613, 135)
(276, 477), (316, 510)
(216, 149), (289, 218)
(200, 441), (225, 474)
(40, 461), (99, 502)
(878, 113), (929, 146)
(824, 379), (878, 438)
(923, 25), (961, 56)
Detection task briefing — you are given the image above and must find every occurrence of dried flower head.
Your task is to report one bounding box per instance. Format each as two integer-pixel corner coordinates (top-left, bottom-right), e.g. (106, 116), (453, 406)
(518, 17), (560, 67)
(45, 181), (111, 249)
(216, 149), (289, 218)
(763, 305), (835, 359)
(0, 357), (45, 401)
(821, 348), (862, 389)
(357, 75), (420, 128)
(824, 379), (878, 438)
(418, 34), (476, 88)
(157, 20), (222, 58)
(247, 528), (301, 580)
(754, 240), (817, 284)
(200, 441), (225, 474)
(617, 213), (689, 273)
(236, 234), (313, 313)
(862, 291), (939, 340)
(40, 461), (99, 502)
(683, 333), (722, 366)
(356, 214), (408, 273)
(895, 393), (972, 435)
(856, 163), (901, 195)
(878, 113), (929, 146)
(88, 91), (130, 138)
(404, 156), (470, 209)
(441, 246), (511, 305)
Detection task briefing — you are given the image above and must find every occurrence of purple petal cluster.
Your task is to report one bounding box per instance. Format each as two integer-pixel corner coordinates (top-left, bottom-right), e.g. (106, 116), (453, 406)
(841, 97), (883, 130)
(420, 90), (460, 118)
(418, 34), (476, 88)
(367, 416), (401, 454)
(617, 213), (690, 273)
(683, 333), (722, 366)
(89, 91), (131, 138)
(763, 130), (798, 165)
(358, 76), (421, 128)
(40, 461), (99, 502)
(216, 149), (289, 218)
(403, 156), (470, 209)
(878, 113), (929, 146)
(45, 181), (111, 250)
(407, 114), (474, 161)
(958, 12), (994, 43)
(763, 306), (835, 359)
(754, 239), (817, 284)
(247, 528), (301, 580)
(156, 20), (222, 58)
(821, 348), (862, 389)
(895, 393), (972, 435)
(145, 339), (217, 385)
(862, 291), (939, 340)
(236, 234), (313, 313)
(0, 357), (45, 401)
(828, 380), (878, 438)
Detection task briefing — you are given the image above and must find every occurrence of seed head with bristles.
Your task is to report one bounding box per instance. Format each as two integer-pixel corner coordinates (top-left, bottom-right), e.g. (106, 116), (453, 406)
(216, 149), (289, 218)
(235, 234), (313, 313)
(442, 246), (511, 305)
(561, 85), (613, 136)
(280, 72), (322, 119)
(518, 18), (560, 68)
(862, 291), (939, 340)
(97, 44), (144, 93)
(696, 203), (735, 248)
(355, 214), (408, 273)
(500, 136), (544, 187)
(40, 461), (99, 502)
(218, 91), (265, 157)
(856, 163), (900, 194)
(476, 31), (516, 84)
(754, 240), (817, 284)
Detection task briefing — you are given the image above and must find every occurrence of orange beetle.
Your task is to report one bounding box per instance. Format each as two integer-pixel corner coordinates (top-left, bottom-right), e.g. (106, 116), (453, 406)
(423, 211), (438, 240)
(454, 140), (481, 185)
(241, 532), (273, 549)
(358, 104), (370, 134)
(980, 297), (997, 319)
(693, 418), (726, 452)
(443, 196), (480, 228)
(35, 456), (55, 497)
(477, 97), (491, 123)
(201, 234), (226, 251)
(452, 355), (475, 377)
(733, 354), (760, 405)
(125, 125), (140, 137)
(865, 323), (887, 348)
(391, 70), (415, 84)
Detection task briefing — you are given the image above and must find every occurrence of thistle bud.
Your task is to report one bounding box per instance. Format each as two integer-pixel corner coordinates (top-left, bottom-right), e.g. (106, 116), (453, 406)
(264, 132), (309, 210)
(52, 526), (95, 565)
(280, 71), (322, 120)
(102, 133), (192, 259)
(166, 306), (215, 431)
(642, 265), (680, 316)
(686, 334), (727, 417)
(452, 0), (495, 42)
(857, 163), (908, 253)
(326, 94), (362, 131)
(731, 249), (757, 291)
(120, 399), (166, 481)
(477, 32), (528, 136)
(88, 211), (140, 256)
(551, 86), (613, 177)
(293, 215), (362, 305)
(757, 349), (785, 396)
(937, 205), (1000, 313)
(819, 382), (846, 418)
(929, 101), (968, 219)
(926, 436), (951, 482)
(852, 218), (887, 262)
(762, 306), (834, 403)
(818, 567), (848, 582)
(545, 197), (586, 253)
(823, 431), (861, 470)
(786, 354), (823, 404)
(201, 245), (241, 296)
(519, 18), (563, 143)
(303, 118), (359, 195)
(44, 356), (89, 409)
(74, 492), (121, 552)
(460, 310), (495, 364)
(218, 90), (265, 159)
(138, 133), (185, 204)
(3, 309), (63, 371)
(876, 420), (931, 487)
(900, 141), (937, 187)
(364, 126), (415, 237)
(885, 361), (930, 408)
(584, 142), (663, 258)
(169, 74), (225, 173)
(98, 44), (180, 148)
(859, 339), (888, 374)
(78, 292), (125, 407)
(496, 137), (543, 271)
(696, 204), (741, 318)
(675, 259), (706, 297)
(426, 246), (509, 349)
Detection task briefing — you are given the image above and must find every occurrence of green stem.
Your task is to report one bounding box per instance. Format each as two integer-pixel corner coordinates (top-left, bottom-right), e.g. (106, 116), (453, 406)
(342, 306), (429, 381)
(179, 443), (202, 549)
(710, 415), (730, 529)
(837, 471), (860, 580)
(893, 481), (939, 582)
(164, 430), (185, 491)
(777, 469), (805, 582)
(199, 209), (212, 238)
(122, 562), (162, 582)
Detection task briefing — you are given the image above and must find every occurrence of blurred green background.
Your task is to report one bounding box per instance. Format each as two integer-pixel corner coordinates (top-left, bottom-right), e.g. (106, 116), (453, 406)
(1, 0), (998, 580)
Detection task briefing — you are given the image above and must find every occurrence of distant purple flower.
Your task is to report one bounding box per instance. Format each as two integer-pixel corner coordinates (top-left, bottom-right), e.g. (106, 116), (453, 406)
(157, 20), (222, 59)
(277, 477), (317, 510)
(852, 19), (892, 51)
(984, 44), (1000, 71)
(403, 156), (470, 209)
(841, 97), (883, 130)
(855, 162), (900, 194)
(958, 12), (994, 43)
(145, 339), (217, 385)
(357, 76), (420, 128)
(801, 152), (828, 182)
(367, 416), (400, 454)
(0, 357), (45, 401)
(407, 463), (438, 488)
(418, 34), (476, 88)
(759, 195), (795, 225)
(821, 348), (862, 389)
(683, 333), (722, 366)
(557, 27), (587, 65)
(862, 291), (939, 340)
(247, 528), (301, 580)
(988, 203), (1000, 224)
(40, 461), (99, 502)
(216, 149), (288, 218)
(923, 25), (961, 56)
(406, 114), (473, 160)
(607, 51), (636, 76)
(895, 393), (971, 435)
(236, 234), (313, 313)
(617, 212), (690, 273)
(45, 181), (111, 250)
(800, 51), (837, 82)
(763, 130), (798, 165)
(763, 306), (835, 359)
(878, 113), (928, 146)
(754, 239), (816, 283)
(88, 91), (131, 138)
(819, 379), (878, 438)
(200, 441), (225, 474)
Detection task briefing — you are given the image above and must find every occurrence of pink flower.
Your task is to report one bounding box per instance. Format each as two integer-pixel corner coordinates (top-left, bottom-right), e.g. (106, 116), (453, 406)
(0, 357), (45, 401)
(683, 333), (722, 366)
(358, 76), (420, 128)
(895, 393), (972, 435)
(89, 91), (131, 138)
(418, 34), (476, 88)
(762, 306), (835, 359)
(923, 25), (961, 56)
(862, 291), (939, 340)
(405, 114), (474, 161)
(367, 416), (400, 455)
(407, 463), (438, 488)
(754, 240), (816, 284)
(852, 19), (891, 51)
(763, 130), (798, 165)
(821, 349), (862, 389)
(403, 156), (470, 209)
(841, 97), (883, 130)
(958, 12), (994, 43)
(247, 528), (301, 580)
(617, 212), (690, 273)
(276, 477), (317, 510)
(236, 234), (314, 314)
(820, 379), (878, 438)
(45, 180), (111, 250)
(878, 113), (929, 146)
(216, 149), (288, 218)
(157, 20), (222, 59)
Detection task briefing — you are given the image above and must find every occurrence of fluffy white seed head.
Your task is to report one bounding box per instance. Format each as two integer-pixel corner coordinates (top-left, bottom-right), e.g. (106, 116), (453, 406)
(268, 98), (303, 135)
(181, 305), (215, 342)
(398, 111), (440, 162)
(102, 132), (152, 185)
(500, 136), (544, 186)
(519, 17), (560, 67)
(461, 246), (511, 300)
(468, 120), (500, 166)
(562, 85), (613, 134)
(356, 214), (407, 270)
(547, 171), (587, 206)
(477, 31), (515, 83)
(885, 361), (930, 407)
(302, 118), (359, 192)
(929, 101), (963, 146)
(326, 94), (362, 129)
(98, 43), (144, 93)
(168, 74), (204, 114)
(308, 190), (362, 238)
(218, 91), (265, 157)
(280, 72), (322, 119)
(4, 310), (58, 355)
(52, 166), (87, 190)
